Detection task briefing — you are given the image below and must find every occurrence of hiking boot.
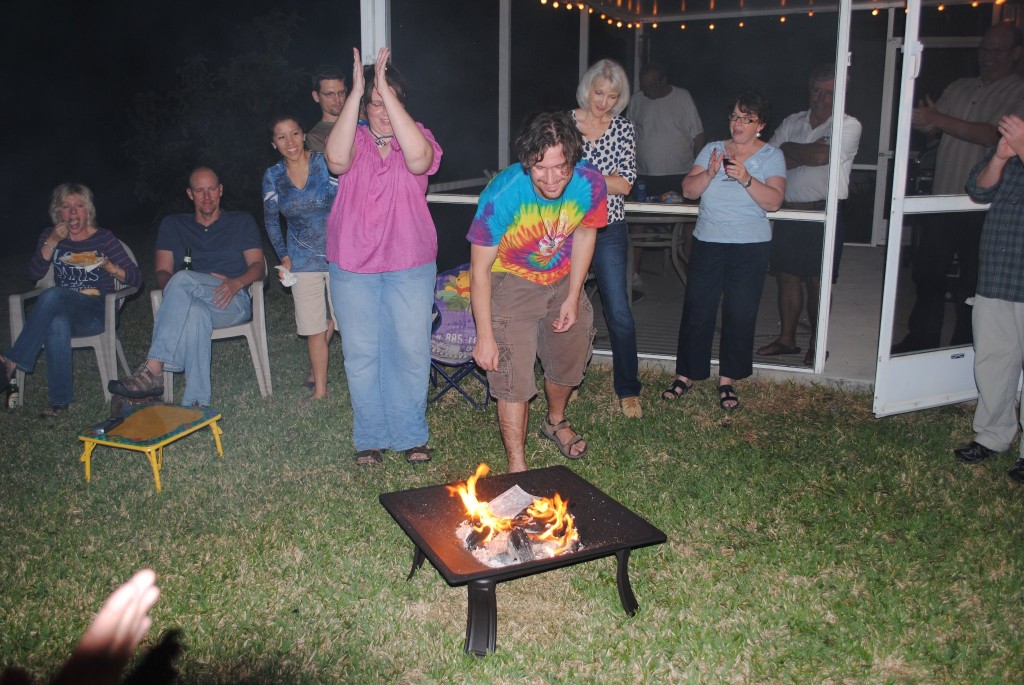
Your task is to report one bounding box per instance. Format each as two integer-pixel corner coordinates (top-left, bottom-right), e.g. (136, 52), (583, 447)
(108, 362), (164, 399)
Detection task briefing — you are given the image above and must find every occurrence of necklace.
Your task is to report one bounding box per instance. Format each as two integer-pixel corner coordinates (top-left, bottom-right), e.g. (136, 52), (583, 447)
(370, 127), (394, 148)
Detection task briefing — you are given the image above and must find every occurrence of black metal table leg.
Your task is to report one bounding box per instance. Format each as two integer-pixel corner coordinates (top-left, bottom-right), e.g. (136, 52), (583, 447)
(464, 579), (497, 657)
(407, 546), (426, 581)
(615, 548), (639, 616)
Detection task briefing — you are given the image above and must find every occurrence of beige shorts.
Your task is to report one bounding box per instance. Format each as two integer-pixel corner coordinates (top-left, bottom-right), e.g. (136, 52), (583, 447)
(291, 271), (335, 336)
(487, 272), (595, 402)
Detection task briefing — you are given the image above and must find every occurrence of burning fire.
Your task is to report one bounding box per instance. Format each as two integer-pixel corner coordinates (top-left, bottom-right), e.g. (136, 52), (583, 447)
(447, 463), (579, 555)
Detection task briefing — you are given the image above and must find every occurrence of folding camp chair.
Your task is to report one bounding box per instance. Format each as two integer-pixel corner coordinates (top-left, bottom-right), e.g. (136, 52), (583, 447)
(429, 265), (489, 410)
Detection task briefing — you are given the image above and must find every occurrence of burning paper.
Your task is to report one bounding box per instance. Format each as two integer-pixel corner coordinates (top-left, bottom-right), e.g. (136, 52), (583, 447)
(447, 464), (581, 567)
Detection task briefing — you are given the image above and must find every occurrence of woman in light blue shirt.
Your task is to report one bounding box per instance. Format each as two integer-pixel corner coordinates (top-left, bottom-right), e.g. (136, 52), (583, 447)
(662, 91), (786, 411)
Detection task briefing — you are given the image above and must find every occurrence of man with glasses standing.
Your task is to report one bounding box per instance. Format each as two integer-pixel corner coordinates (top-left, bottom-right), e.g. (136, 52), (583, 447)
(468, 112), (608, 473)
(757, 62), (862, 366)
(306, 66), (348, 153)
(893, 22), (1024, 353)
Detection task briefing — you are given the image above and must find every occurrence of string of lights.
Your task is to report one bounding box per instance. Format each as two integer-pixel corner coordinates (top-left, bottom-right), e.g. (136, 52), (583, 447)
(536, 0), (1009, 27)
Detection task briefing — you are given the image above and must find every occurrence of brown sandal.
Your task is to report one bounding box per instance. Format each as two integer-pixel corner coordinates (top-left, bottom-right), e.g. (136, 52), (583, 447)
(539, 417), (587, 460)
(353, 449), (384, 466)
(404, 445), (432, 464)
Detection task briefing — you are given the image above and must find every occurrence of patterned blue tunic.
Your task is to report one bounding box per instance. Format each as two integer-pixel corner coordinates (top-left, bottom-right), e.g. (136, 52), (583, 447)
(262, 151), (338, 272)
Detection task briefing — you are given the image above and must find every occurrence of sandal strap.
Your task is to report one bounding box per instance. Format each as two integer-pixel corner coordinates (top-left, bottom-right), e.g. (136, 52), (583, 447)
(545, 418), (571, 432)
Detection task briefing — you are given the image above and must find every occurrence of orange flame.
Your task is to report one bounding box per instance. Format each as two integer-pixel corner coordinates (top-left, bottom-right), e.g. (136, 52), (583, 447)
(447, 463), (580, 553)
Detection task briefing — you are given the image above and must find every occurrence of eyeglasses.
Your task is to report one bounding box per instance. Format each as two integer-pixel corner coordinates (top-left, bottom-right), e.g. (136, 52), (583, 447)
(728, 113), (759, 125)
(319, 90), (347, 99)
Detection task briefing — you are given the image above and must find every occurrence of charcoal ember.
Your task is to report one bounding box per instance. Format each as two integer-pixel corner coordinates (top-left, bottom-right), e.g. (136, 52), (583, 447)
(508, 528), (535, 562)
(466, 526), (492, 550)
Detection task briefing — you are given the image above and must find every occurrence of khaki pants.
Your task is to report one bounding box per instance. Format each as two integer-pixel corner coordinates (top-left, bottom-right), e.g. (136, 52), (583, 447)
(972, 295), (1024, 456)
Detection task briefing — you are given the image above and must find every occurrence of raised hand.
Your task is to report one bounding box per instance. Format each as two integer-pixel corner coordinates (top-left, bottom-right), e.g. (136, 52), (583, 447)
(351, 47), (365, 97)
(374, 47), (397, 103)
(51, 222), (70, 242)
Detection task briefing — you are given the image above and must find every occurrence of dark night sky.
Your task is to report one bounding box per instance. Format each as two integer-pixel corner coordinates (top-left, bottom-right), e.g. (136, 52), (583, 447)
(2, 0), (994, 260)
(2, 0), (361, 250)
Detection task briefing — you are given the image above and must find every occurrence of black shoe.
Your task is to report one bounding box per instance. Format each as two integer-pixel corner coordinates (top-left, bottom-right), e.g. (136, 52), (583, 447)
(1008, 458), (1024, 483)
(954, 441), (998, 464)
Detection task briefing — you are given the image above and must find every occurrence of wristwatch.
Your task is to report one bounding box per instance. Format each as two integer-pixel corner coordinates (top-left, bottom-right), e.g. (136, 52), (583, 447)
(742, 176), (753, 188)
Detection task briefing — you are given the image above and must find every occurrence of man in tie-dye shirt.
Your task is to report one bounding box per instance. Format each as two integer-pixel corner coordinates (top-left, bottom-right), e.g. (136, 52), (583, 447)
(468, 111), (608, 473)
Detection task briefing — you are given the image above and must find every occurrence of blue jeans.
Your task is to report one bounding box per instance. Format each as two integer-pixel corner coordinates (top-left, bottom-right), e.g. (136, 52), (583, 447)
(148, 271), (251, 407)
(329, 262), (436, 452)
(675, 238), (769, 381)
(5, 287), (104, 406)
(591, 221), (641, 398)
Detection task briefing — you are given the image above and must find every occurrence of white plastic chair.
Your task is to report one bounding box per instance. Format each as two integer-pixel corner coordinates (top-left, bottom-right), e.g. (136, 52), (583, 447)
(8, 241), (140, 404)
(150, 258), (272, 402)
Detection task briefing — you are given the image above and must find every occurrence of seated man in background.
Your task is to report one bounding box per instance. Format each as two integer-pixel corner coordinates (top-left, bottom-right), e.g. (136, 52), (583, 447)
(109, 167), (265, 407)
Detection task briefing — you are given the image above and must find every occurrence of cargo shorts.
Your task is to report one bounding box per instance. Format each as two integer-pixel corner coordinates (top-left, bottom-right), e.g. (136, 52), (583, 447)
(486, 271), (595, 402)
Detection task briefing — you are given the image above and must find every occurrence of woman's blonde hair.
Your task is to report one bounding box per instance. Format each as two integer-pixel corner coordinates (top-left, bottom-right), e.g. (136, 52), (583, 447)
(576, 59), (630, 117)
(49, 182), (97, 226)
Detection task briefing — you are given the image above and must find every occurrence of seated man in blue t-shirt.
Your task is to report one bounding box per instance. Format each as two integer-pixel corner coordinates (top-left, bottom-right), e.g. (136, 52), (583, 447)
(109, 167), (265, 407)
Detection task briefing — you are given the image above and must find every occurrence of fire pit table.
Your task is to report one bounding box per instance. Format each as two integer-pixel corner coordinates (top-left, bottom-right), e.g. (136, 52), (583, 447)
(379, 465), (667, 656)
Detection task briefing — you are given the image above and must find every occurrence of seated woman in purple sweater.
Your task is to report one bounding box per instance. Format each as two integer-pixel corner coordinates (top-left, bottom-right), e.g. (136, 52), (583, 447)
(0, 183), (141, 418)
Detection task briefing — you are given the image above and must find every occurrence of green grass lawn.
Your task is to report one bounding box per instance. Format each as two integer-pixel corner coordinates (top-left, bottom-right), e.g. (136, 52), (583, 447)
(1, 233), (1022, 683)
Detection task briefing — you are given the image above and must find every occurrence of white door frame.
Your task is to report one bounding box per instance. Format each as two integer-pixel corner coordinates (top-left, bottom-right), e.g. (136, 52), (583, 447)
(871, 0), (990, 416)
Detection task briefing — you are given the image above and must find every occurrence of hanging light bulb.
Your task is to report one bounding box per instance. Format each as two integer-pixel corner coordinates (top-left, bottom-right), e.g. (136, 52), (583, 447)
(552, 1), (559, 7)
(709, 23), (716, 30)
(937, 4), (945, 9)
(653, 22), (659, 28)
(680, 23), (687, 29)
(616, 20), (623, 26)
(872, 7), (879, 14)
(780, 16), (786, 22)
(808, 10), (814, 16)
(739, 20), (745, 27)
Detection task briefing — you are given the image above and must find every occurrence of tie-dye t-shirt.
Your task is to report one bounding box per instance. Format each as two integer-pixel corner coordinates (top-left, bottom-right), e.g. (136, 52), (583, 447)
(467, 161), (608, 285)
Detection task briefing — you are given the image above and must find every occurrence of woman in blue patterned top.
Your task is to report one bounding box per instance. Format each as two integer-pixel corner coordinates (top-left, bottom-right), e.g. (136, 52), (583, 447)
(571, 59), (643, 418)
(0, 183), (142, 418)
(262, 115), (339, 406)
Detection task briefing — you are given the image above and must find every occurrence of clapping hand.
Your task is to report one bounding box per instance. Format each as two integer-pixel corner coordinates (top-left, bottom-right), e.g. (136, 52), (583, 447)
(997, 114), (1024, 159)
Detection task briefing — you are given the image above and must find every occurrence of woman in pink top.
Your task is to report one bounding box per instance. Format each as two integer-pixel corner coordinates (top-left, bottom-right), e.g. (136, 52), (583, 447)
(324, 47), (442, 466)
